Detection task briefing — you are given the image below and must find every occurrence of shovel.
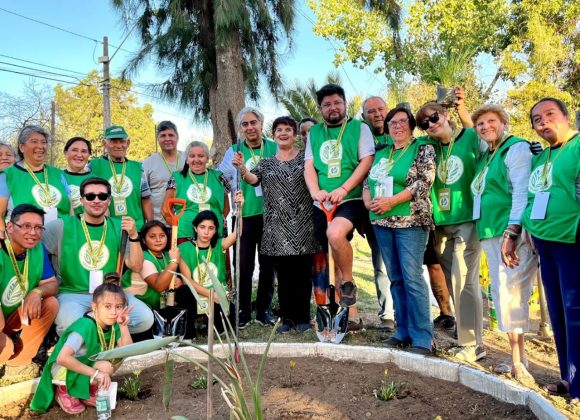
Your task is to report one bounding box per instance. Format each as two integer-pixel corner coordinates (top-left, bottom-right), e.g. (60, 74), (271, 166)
(315, 202), (349, 344)
(165, 198), (186, 306)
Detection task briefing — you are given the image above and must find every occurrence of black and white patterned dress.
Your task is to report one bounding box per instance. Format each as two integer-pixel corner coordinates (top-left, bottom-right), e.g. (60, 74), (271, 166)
(251, 150), (320, 256)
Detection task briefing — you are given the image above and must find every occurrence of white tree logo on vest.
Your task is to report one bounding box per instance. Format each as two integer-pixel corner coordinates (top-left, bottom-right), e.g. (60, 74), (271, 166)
(32, 184), (62, 208)
(437, 156), (464, 184)
(528, 163), (552, 193)
(369, 158), (393, 181)
(245, 156), (262, 171)
(319, 140), (343, 164)
(187, 184), (213, 203)
(470, 167), (489, 195)
(109, 175), (133, 199)
(69, 185), (81, 208)
(79, 241), (110, 271)
(193, 261), (218, 287)
(1, 276), (24, 307)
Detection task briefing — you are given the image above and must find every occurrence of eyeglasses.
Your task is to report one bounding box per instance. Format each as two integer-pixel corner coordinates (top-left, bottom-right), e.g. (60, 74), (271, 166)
(82, 192), (110, 201)
(14, 223), (45, 233)
(387, 118), (410, 128)
(418, 112), (440, 130)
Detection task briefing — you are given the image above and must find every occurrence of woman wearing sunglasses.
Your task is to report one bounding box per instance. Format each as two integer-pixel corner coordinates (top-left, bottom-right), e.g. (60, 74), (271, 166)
(363, 106), (436, 354)
(470, 104), (538, 382)
(63, 137), (93, 215)
(416, 99), (487, 362)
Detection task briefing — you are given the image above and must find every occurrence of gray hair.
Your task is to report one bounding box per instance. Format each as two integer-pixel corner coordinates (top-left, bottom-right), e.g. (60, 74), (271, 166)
(0, 142), (18, 159)
(156, 120), (178, 137)
(361, 96), (387, 117)
(236, 107), (264, 128)
(185, 140), (210, 158)
(17, 125), (50, 159)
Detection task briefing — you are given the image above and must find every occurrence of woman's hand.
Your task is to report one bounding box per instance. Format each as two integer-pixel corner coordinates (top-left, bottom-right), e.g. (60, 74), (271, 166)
(94, 361), (115, 376)
(96, 371), (112, 390)
(231, 152), (246, 170)
(234, 190), (244, 206)
(369, 197), (393, 215)
(116, 306), (133, 327)
(168, 247), (181, 263)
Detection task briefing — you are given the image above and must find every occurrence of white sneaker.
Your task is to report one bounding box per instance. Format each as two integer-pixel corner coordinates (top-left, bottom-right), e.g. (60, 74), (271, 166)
(450, 345), (486, 362)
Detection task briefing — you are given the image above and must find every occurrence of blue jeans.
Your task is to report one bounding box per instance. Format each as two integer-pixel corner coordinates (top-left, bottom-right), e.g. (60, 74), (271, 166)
(56, 292), (154, 335)
(365, 224), (394, 320)
(373, 225), (432, 349)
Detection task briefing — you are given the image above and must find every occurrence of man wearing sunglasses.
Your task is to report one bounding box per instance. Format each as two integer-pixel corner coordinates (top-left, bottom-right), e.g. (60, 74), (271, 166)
(0, 204), (58, 378)
(42, 177), (154, 337)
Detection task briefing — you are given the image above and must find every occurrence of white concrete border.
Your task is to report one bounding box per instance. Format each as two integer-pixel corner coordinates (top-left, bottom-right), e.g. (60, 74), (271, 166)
(1, 343), (566, 419)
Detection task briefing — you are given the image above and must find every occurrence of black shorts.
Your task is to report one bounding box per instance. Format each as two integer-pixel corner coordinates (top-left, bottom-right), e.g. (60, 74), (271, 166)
(312, 200), (366, 251)
(423, 230), (440, 265)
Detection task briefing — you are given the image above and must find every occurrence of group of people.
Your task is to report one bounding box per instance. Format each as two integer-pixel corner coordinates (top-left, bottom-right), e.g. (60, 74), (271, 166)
(0, 83), (578, 414)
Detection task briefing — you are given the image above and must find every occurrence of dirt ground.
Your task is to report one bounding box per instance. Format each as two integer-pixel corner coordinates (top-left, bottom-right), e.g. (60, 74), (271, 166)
(5, 355), (537, 420)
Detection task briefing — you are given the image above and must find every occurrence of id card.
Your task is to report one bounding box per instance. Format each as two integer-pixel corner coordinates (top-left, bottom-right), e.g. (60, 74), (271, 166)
(530, 191), (550, 220)
(19, 305), (29, 326)
(472, 194), (481, 220)
(327, 159), (341, 178)
(381, 176), (394, 198)
(198, 203), (210, 212)
(197, 297), (209, 315)
(114, 198), (127, 216)
(43, 207), (58, 224)
(438, 188), (451, 211)
(254, 185), (263, 197)
(89, 270), (104, 293)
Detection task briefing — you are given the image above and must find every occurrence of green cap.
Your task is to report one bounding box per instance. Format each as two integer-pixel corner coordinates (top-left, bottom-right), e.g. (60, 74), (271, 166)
(104, 125), (129, 140)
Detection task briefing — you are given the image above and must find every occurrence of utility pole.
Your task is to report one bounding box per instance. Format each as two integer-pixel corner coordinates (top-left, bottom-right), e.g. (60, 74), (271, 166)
(99, 36), (111, 130)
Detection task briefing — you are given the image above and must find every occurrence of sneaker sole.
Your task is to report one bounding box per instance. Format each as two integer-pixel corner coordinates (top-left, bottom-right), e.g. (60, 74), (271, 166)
(255, 320), (275, 327)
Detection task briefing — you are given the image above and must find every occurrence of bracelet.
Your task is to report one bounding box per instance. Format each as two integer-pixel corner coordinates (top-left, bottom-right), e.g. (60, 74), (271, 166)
(30, 288), (43, 297)
(90, 369), (100, 384)
(503, 230), (518, 240)
(129, 235), (140, 242)
(340, 186), (348, 194)
(169, 258), (178, 265)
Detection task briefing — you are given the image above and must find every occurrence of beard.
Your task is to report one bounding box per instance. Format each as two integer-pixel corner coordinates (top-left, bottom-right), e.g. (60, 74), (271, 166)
(324, 111), (346, 125)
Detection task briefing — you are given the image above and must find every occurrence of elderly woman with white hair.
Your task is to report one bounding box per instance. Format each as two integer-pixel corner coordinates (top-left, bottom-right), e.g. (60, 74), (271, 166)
(162, 140), (231, 243)
(470, 104), (538, 383)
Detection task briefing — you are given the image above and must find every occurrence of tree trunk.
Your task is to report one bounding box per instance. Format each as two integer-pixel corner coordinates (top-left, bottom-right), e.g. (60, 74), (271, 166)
(482, 68), (502, 101)
(209, 31), (245, 166)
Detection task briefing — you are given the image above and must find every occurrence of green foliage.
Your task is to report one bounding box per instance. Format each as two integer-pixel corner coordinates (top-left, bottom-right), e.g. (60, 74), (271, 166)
(374, 381), (399, 401)
(189, 374), (208, 390)
(417, 46), (477, 87)
(120, 370), (142, 400)
(163, 354), (175, 410)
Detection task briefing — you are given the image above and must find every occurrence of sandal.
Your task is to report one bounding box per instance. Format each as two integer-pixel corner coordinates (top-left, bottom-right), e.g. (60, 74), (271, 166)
(544, 381), (569, 395)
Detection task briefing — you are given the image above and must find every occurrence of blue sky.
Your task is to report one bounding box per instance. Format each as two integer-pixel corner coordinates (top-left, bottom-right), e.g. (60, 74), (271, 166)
(0, 1), (393, 148)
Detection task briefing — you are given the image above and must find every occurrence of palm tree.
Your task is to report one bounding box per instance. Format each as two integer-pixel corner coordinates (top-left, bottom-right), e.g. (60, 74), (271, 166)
(111, 0), (295, 163)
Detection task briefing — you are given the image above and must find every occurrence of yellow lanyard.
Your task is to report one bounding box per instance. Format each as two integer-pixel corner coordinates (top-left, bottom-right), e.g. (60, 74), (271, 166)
(436, 129), (461, 185)
(147, 250), (169, 271)
(23, 163), (51, 198)
(160, 152), (180, 176)
(540, 132), (578, 188)
(108, 158), (127, 194)
(96, 322), (116, 351)
(188, 170), (209, 201)
(247, 141), (265, 167)
(385, 138), (414, 175)
(324, 119), (347, 156)
(472, 134), (512, 194)
(195, 244), (213, 283)
(80, 216), (108, 268)
(5, 238), (29, 302)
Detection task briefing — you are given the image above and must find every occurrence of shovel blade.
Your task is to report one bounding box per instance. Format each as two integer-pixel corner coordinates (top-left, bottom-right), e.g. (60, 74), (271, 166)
(315, 303), (349, 344)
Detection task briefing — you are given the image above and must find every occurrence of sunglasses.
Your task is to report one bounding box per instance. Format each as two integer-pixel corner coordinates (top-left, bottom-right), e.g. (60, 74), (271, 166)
(82, 192), (110, 201)
(418, 112), (440, 130)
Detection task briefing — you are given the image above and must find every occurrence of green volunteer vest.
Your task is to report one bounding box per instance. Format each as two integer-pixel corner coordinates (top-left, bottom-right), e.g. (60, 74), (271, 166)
(178, 239), (227, 290)
(31, 316), (120, 413)
(3, 164), (70, 216)
(173, 168), (225, 239)
(62, 170), (92, 215)
(472, 136), (527, 240)
(310, 119), (364, 200)
(367, 139), (420, 220)
(90, 157), (144, 230)
(59, 216), (123, 293)
(0, 241), (44, 318)
(522, 133), (580, 243)
(420, 128), (481, 226)
(128, 250), (169, 309)
(231, 138), (277, 217)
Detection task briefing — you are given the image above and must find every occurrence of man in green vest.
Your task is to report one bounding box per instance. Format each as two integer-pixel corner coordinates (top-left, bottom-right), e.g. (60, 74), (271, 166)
(0, 204), (58, 377)
(42, 177), (154, 336)
(89, 125), (153, 231)
(305, 84), (375, 308)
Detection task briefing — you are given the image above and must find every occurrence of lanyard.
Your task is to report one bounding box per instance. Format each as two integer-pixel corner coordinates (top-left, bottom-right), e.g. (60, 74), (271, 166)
(23, 163), (51, 198)
(188, 170), (209, 201)
(148, 250), (169, 271)
(436, 129), (461, 185)
(472, 134), (512, 194)
(80, 216), (108, 267)
(247, 141), (264, 167)
(195, 244), (213, 283)
(96, 322), (116, 351)
(384, 138), (414, 175)
(5, 238), (29, 302)
(540, 132), (578, 188)
(160, 152), (180, 176)
(324, 119), (347, 156)
(108, 158), (127, 194)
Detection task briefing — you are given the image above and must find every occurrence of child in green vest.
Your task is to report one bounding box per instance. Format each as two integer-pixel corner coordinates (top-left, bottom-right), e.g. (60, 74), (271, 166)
(30, 283), (132, 415)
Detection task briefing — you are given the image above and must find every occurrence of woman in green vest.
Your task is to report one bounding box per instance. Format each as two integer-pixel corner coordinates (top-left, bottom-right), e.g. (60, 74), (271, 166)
(124, 220), (181, 309)
(363, 106), (436, 354)
(63, 137), (92, 215)
(471, 104), (538, 383)
(30, 283), (132, 414)
(0, 125), (72, 235)
(0, 142), (16, 170)
(416, 102), (486, 362)
(162, 141), (231, 243)
(522, 98), (580, 404)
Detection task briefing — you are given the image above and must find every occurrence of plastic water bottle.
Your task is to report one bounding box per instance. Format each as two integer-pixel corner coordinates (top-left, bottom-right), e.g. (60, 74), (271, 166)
(96, 388), (111, 420)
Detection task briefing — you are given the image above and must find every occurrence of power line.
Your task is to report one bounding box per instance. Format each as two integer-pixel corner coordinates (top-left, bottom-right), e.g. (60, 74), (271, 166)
(0, 53), (88, 76)
(0, 67), (93, 87)
(0, 61), (85, 82)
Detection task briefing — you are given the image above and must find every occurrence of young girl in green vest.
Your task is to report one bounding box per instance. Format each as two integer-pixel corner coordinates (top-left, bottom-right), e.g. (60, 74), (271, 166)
(30, 283), (132, 415)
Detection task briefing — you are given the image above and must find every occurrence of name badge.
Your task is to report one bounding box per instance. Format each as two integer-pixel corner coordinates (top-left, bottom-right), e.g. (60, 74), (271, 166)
(19, 304), (29, 326)
(43, 207), (58, 224)
(472, 194), (481, 220)
(197, 297), (209, 315)
(198, 203), (210, 212)
(89, 270), (104, 293)
(530, 191), (550, 220)
(438, 188), (451, 212)
(254, 185), (263, 197)
(327, 159), (341, 178)
(114, 198), (127, 216)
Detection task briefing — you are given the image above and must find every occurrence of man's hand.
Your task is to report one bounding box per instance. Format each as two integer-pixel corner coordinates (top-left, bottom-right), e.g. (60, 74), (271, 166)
(121, 216), (137, 238)
(329, 187), (348, 204)
(22, 291), (42, 320)
(501, 238), (520, 269)
(314, 190), (330, 203)
(454, 86), (466, 108)
(369, 197), (393, 215)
